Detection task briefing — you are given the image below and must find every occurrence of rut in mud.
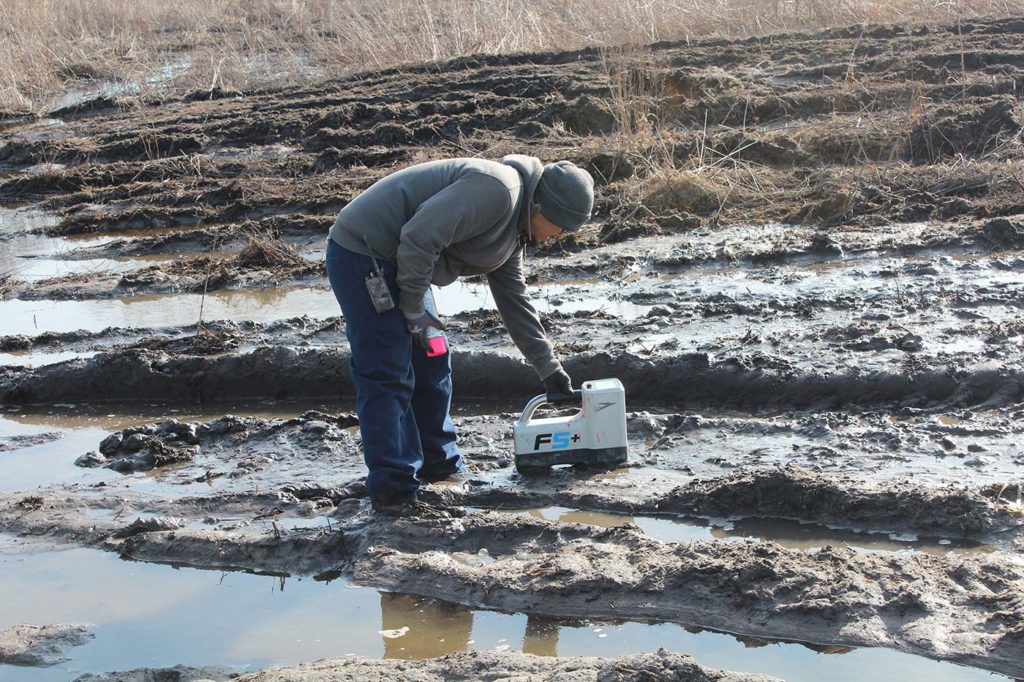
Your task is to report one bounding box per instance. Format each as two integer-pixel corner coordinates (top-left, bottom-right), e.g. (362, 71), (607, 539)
(2, 14), (1024, 682)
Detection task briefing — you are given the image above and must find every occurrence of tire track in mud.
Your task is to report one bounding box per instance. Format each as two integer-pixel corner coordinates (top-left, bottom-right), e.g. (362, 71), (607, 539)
(3, 346), (1022, 411)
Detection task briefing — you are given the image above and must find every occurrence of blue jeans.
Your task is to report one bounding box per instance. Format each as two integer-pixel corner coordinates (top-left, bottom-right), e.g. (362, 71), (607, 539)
(325, 238), (463, 504)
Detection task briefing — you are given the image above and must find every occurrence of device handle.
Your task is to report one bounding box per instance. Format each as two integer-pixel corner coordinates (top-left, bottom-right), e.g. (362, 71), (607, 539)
(516, 389), (582, 425)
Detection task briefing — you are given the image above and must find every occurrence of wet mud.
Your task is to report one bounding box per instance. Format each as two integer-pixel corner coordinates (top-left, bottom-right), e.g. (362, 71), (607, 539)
(76, 665), (235, 682)
(234, 650), (775, 681)
(3, 14), (1024, 682)
(73, 652), (772, 682)
(0, 624), (94, 667)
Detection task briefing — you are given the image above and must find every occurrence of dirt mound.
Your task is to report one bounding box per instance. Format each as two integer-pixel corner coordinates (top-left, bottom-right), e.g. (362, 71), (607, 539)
(4, 345), (1023, 410)
(980, 217), (1024, 248)
(128, 330), (240, 356)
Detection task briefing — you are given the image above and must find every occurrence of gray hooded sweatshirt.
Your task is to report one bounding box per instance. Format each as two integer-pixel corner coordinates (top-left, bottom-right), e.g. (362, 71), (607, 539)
(328, 154), (561, 379)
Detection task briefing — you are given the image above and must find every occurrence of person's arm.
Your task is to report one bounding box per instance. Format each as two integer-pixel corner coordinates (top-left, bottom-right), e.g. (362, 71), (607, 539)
(486, 248), (562, 379)
(396, 173), (510, 314)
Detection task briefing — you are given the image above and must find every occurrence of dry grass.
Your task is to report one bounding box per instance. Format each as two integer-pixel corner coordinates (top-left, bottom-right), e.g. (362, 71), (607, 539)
(594, 44), (779, 222)
(2, 0), (1023, 111)
(236, 235), (307, 269)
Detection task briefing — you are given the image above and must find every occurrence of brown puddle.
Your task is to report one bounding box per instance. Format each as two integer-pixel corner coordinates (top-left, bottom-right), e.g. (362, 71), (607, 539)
(515, 507), (994, 556)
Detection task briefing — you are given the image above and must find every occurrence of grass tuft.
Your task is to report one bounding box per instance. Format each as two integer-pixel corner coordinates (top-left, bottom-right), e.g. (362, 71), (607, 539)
(236, 236), (307, 269)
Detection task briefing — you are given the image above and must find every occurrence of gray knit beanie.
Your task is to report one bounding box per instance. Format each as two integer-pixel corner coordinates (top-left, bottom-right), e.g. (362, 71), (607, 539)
(534, 161), (594, 232)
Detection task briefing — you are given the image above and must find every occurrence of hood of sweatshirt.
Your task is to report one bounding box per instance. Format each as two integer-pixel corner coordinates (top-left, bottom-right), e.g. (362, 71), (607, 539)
(501, 154), (544, 238)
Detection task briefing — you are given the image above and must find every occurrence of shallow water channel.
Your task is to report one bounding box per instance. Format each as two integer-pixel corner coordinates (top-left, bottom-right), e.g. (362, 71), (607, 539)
(0, 542), (1010, 682)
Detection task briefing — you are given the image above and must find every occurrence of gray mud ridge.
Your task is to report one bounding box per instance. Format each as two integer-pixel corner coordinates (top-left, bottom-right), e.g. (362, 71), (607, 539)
(72, 650), (773, 682)
(0, 623), (94, 667)
(460, 467), (1024, 540)
(3, 345), (1023, 411)
(75, 664), (236, 682)
(239, 650), (775, 682)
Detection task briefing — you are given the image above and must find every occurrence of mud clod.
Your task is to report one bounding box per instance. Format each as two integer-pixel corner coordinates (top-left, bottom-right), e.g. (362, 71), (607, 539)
(560, 95), (617, 134)
(0, 624), (94, 667)
(91, 422), (200, 473)
(113, 516), (187, 539)
(0, 432), (62, 453)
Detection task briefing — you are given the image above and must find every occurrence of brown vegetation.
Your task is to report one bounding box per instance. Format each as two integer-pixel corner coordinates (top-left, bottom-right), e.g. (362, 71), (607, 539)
(3, 0), (1023, 111)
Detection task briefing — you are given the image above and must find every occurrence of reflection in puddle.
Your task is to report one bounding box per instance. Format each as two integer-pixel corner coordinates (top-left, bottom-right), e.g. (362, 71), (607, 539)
(0, 547), (1007, 682)
(1, 229), (230, 281)
(518, 507), (993, 556)
(64, 224), (208, 244)
(0, 286), (338, 336)
(0, 421), (115, 493)
(0, 280), (650, 336)
(379, 593), (473, 659)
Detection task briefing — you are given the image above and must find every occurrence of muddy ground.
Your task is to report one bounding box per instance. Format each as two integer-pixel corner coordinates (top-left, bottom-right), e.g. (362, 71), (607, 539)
(2, 14), (1024, 682)
(72, 651), (775, 682)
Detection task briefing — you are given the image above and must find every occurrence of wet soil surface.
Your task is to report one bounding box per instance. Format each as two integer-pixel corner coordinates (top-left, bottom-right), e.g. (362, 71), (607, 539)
(0, 624), (93, 667)
(3, 14), (1024, 682)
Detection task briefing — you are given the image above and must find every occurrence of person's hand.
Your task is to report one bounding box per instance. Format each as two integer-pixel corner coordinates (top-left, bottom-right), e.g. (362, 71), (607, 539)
(403, 309), (445, 348)
(543, 369), (574, 402)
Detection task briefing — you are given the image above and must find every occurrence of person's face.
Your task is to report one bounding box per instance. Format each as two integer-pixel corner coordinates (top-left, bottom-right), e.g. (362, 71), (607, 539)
(530, 211), (565, 242)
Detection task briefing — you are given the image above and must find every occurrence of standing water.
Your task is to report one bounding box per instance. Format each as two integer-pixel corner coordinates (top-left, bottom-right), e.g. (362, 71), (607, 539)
(0, 545), (1009, 682)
